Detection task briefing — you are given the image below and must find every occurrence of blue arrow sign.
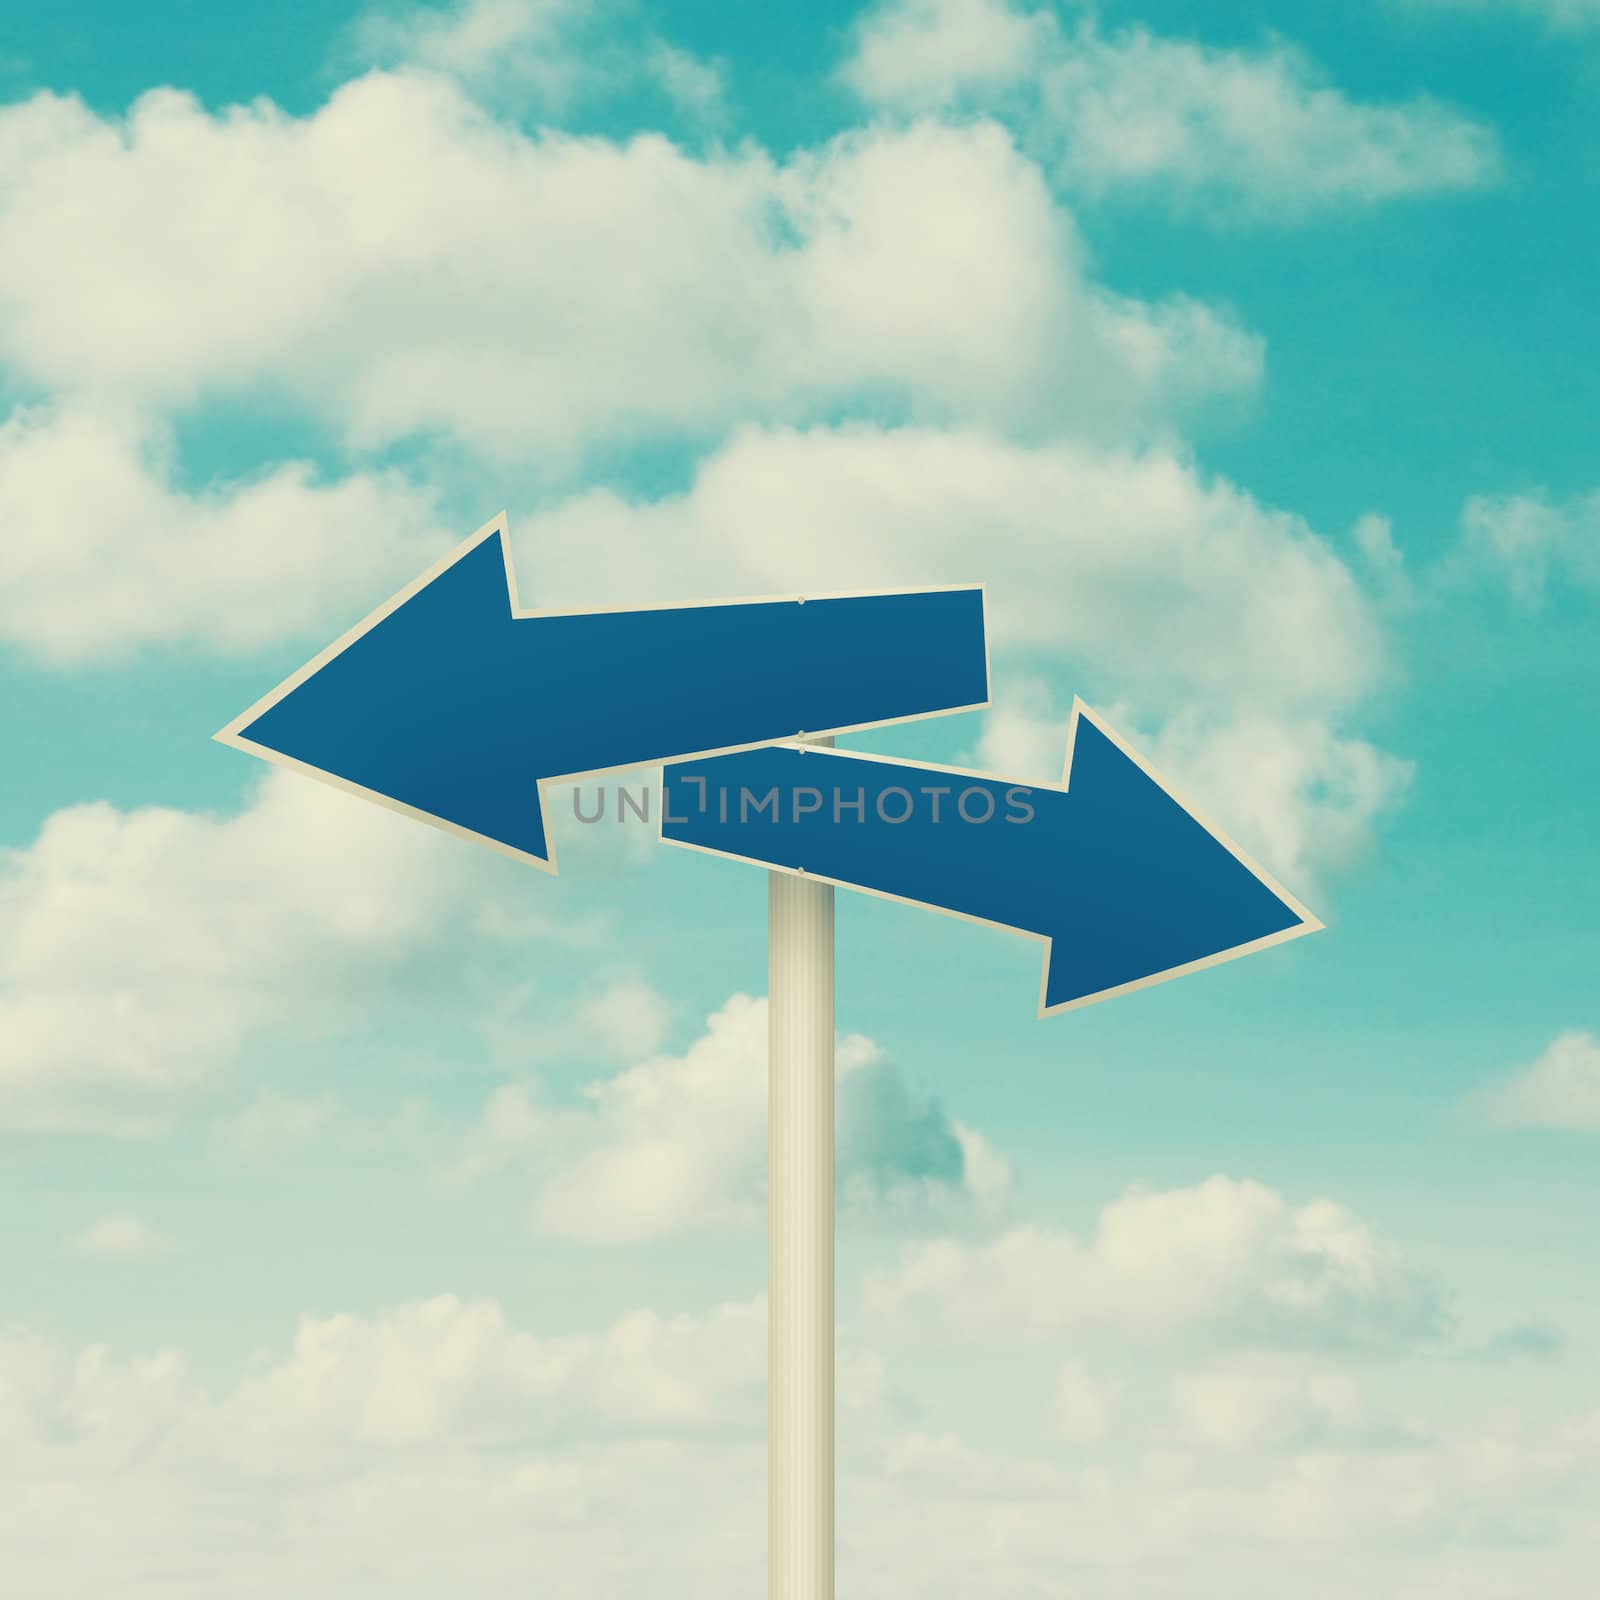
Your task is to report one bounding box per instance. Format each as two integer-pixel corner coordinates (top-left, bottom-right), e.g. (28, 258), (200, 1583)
(216, 516), (989, 870)
(660, 702), (1321, 1014)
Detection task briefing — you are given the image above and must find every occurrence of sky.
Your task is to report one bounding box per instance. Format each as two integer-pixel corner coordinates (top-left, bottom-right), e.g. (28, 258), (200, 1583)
(0, 0), (1597, 1593)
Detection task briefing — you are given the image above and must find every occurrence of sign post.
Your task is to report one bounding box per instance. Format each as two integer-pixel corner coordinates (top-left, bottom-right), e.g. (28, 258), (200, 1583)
(216, 515), (1324, 1600)
(767, 736), (835, 1600)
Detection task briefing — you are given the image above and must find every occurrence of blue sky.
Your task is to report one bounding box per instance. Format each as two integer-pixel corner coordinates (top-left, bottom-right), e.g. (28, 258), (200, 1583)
(1, 0), (1597, 1593)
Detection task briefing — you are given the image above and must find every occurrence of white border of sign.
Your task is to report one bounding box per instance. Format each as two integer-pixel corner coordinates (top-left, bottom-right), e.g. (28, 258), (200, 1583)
(656, 701), (1324, 1018)
(214, 512), (990, 876)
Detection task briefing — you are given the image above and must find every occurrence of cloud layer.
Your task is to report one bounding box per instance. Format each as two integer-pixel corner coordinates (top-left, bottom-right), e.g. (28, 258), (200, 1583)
(842, 0), (1503, 219)
(865, 1175), (1445, 1348)
(513, 424), (1402, 884)
(448, 993), (1011, 1239)
(1459, 485), (1600, 608)
(0, 402), (443, 665)
(0, 78), (1253, 468)
(0, 772), (539, 1132)
(0, 1251), (1590, 1597)
(1480, 1030), (1600, 1130)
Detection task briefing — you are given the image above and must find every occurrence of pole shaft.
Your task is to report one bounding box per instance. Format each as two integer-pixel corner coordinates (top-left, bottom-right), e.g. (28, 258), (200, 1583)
(768, 739), (835, 1600)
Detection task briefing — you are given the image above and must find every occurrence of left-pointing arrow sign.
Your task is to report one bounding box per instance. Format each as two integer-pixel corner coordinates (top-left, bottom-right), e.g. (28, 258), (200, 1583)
(215, 514), (989, 870)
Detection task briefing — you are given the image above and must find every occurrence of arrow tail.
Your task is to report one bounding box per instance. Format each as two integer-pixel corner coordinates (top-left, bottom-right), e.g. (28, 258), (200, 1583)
(662, 744), (1057, 935)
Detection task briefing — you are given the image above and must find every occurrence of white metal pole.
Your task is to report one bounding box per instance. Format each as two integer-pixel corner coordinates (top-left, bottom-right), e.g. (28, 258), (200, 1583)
(768, 735), (835, 1600)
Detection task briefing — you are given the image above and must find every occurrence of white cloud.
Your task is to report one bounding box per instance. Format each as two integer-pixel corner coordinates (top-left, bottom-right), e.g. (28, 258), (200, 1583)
(864, 1175), (1444, 1349)
(516, 424), (1379, 715)
(839, 0), (1058, 108)
(644, 40), (729, 125)
(841, 0), (1502, 219)
(0, 401), (444, 665)
(435, 1081), (542, 1187)
(974, 677), (1411, 889)
(1480, 1031), (1600, 1130)
(1170, 1363), (1369, 1452)
(0, 1331), (194, 1463)
(526, 995), (776, 1238)
(1119, 702), (1412, 890)
(570, 977), (673, 1060)
(861, 1422), (1600, 1594)
(1459, 486), (1600, 607)
(0, 53), (1273, 679)
(0, 82), (1253, 466)
(71, 1214), (173, 1258)
(1352, 510), (1417, 609)
(0, 1277), (1595, 1596)
(948, 1123), (1013, 1214)
(1053, 1359), (1117, 1443)
(501, 975), (672, 1069)
(0, 771), (544, 1134)
(0, 1297), (771, 1596)
(211, 1090), (345, 1158)
(352, 0), (593, 104)
(350, 0), (729, 125)
(971, 676), (1074, 782)
(223, 1292), (767, 1452)
(514, 423), (1402, 888)
(447, 993), (1009, 1239)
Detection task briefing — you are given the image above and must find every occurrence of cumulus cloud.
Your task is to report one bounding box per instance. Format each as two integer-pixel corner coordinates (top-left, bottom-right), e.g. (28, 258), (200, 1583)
(839, 0), (1058, 107)
(1458, 485), (1600, 608)
(223, 1292), (767, 1451)
(446, 993), (1009, 1239)
(863, 1175), (1445, 1349)
(0, 1268), (1593, 1596)
(1352, 511), (1417, 610)
(71, 1214), (173, 1258)
(351, 0), (597, 105)
(847, 1387), (1600, 1597)
(1136, 708), (1412, 887)
(0, 771), (553, 1134)
(974, 678), (1410, 889)
(211, 1089), (346, 1158)
(349, 0), (729, 124)
(1053, 1359), (1117, 1444)
(479, 976), (674, 1077)
(1479, 1031), (1600, 1130)
(0, 1330), (195, 1466)
(513, 424), (1401, 884)
(841, 0), (1502, 219)
(0, 81), (1253, 466)
(0, 71), (1265, 667)
(0, 1298), (771, 1596)
(516, 425), (1378, 713)
(0, 401), (444, 665)
(1168, 1362), (1398, 1453)
(526, 995), (780, 1239)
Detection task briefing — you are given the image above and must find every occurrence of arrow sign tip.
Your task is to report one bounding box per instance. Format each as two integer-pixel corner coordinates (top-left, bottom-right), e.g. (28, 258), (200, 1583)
(1039, 701), (1322, 1015)
(213, 515), (558, 869)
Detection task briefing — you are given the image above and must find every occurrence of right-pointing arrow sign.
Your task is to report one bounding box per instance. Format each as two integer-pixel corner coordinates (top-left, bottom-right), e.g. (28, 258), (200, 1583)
(661, 701), (1322, 1015)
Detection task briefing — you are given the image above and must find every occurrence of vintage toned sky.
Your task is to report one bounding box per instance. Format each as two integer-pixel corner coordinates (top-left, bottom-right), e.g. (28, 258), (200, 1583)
(1, 1), (1597, 1594)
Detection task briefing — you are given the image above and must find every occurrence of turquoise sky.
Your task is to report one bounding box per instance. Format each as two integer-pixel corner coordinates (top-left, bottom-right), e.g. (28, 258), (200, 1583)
(1, 2), (1596, 1594)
